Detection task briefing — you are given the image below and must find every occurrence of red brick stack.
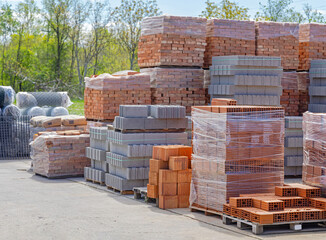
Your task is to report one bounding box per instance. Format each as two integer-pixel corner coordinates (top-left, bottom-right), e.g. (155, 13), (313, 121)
(281, 72), (309, 116)
(138, 16), (208, 114)
(255, 22), (299, 70)
(204, 19), (255, 68)
(299, 23), (326, 70)
(84, 72), (151, 121)
(191, 105), (285, 212)
(147, 145), (192, 209)
(302, 112), (326, 196)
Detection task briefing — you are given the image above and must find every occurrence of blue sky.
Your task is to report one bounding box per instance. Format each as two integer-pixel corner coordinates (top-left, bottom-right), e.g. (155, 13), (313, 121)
(7, 0), (326, 18)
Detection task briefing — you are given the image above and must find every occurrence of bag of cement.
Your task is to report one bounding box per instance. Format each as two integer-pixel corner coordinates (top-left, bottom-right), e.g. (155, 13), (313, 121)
(50, 107), (69, 116)
(26, 107), (46, 117)
(2, 104), (21, 119)
(0, 86), (15, 107)
(30, 116), (47, 127)
(37, 116), (62, 128)
(16, 92), (38, 108)
(61, 115), (87, 126)
(30, 92), (72, 108)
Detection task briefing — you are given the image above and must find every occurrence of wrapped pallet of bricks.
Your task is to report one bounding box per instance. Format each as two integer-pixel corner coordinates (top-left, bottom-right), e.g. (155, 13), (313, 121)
(209, 55), (283, 105)
(84, 127), (110, 185)
(303, 111), (326, 196)
(204, 19), (255, 68)
(281, 72), (310, 116)
(255, 22), (299, 70)
(31, 131), (90, 178)
(190, 105), (285, 212)
(284, 117), (303, 176)
(308, 60), (326, 112)
(147, 145), (192, 209)
(105, 105), (188, 193)
(84, 72), (151, 121)
(299, 23), (326, 70)
(140, 68), (208, 114)
(138, 15), (207, 68)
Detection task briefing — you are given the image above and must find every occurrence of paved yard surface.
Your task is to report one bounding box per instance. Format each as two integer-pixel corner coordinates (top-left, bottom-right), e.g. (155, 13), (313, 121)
(0, 160), (325, 240)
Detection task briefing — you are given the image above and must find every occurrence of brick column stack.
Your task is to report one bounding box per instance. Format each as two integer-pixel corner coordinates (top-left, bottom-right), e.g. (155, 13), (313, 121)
(138, 16), (208, 114)
(308, 60), (326, 112)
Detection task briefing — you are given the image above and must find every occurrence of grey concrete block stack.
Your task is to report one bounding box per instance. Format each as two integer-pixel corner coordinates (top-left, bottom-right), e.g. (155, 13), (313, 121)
(308, 60), (326, 112)
(284, 116), (303, 176)
(208, 55), (283, 105)
(105, 105), (188, 192)
(84, 127), (110, 184)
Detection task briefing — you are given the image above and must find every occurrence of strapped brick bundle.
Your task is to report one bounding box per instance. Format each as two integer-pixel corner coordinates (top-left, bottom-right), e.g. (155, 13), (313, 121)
(138, 16), (207, 68)
(303, 112), (326, 196)
(84, 72), (151, 121)
(255, 22), (299, 70)
(190, 105), (285, 212)
(204, 19), (255, 68)
(299, 23), (326, 70)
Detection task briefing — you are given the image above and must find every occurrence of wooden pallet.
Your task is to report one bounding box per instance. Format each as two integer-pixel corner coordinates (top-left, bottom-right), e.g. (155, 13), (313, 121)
(85, 178), (105, 186)
(190, 205), (223, 217)
(106, 185), (133, 195)
(35, 173), (83, 179)
(133, 187), (158, 206)
(223, 214), (326, 235)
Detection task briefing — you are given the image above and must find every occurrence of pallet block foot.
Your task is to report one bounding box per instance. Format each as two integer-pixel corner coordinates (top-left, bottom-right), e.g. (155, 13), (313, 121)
(223, 215), (233, 225)
(252, 224), (264, 235)
(237, 221), (248, 230)
(290, 223), (302, 231)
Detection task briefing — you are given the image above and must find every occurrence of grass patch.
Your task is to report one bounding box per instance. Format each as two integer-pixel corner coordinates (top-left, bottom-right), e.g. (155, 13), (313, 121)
(68, 99), (84, 116)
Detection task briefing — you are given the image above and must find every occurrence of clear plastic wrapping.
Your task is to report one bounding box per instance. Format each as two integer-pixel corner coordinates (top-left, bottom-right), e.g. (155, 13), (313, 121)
(84, 73), (150, 91)
(29, 92), (72, 108)
(190, 106), (285, 211)
(302, 112), (326, 195)
(16, 92), (37, 109)
(0, 86), (15, 107)
(50, 107), (69, 116)
(30, 132), (90, 178)
(2, 104), (21, 119)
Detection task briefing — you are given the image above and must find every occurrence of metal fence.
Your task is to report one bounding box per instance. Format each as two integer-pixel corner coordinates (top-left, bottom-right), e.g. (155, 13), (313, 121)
(0, 116), (31, 159)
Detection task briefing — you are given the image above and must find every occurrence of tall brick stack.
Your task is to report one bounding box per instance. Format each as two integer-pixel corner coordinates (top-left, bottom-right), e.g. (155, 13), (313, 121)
(204, 19), (255, 68)
(105, 105), (188, 192)
(191, 105), (285, 212)
(308, 60), (326, 112)
(84, 127), (110, 185)
(147, 145), (192, 209)
(284, 117), (303, 176)
(208, 55), (283, 105)
(281, 72), (310, 116)
(31, 131), (90, 178)
(255, 22), (299, 70)
(303, 111), (326, 196)
(138, 16), (208, 114)
(84, 73), (151, 121)
(299, 23), (326, 70)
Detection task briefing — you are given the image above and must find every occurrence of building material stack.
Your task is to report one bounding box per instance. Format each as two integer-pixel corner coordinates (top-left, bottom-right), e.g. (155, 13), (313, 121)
(84, 72), (151, 121)
(190, 105), (285, 212)
(302, 111), (326, 196)
(284, 117), (303, 176)
(204, 19), (255, 68)
(255, 22), (299, 70)
(31, 131), (90, 178)
(147, 145), (192, 209)
(208, 55), (283, 105)
(223, 184), (326, 225)
(105, 105), (188, 193)
(138, 16), (208, 114)
(299, 23), (326, 71)
(84, 127), (110, 185)
(308, 60), (326, 113)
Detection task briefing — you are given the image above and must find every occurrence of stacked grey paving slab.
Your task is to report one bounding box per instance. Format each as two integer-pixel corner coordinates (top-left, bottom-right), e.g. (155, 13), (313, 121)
(208, 55), (283, 105)
(284, 116), (303, 176)
(186, 116), (192, 146)
(308, 60), (326, 112)
(84, 127), (110, 184)
(105, 105), (188, 191)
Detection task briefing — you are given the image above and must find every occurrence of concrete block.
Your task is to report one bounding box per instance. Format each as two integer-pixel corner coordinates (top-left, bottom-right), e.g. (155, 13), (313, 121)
(108, 165), (149, 180)
(150, 105), (186, 119)
(90, 138), (110, 151)
(106, 152), (149, 168)
(105, 173), (147, 191)
(285, 155), (303, 167)
(119, 105), (149, 118)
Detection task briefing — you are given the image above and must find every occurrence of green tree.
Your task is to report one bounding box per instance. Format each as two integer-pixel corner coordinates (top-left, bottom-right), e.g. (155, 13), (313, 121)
(200, 0), (250, 20)
(303, 4), (326, 23)
(113, 0), (162, 70)
(255, 0), (293, 21)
